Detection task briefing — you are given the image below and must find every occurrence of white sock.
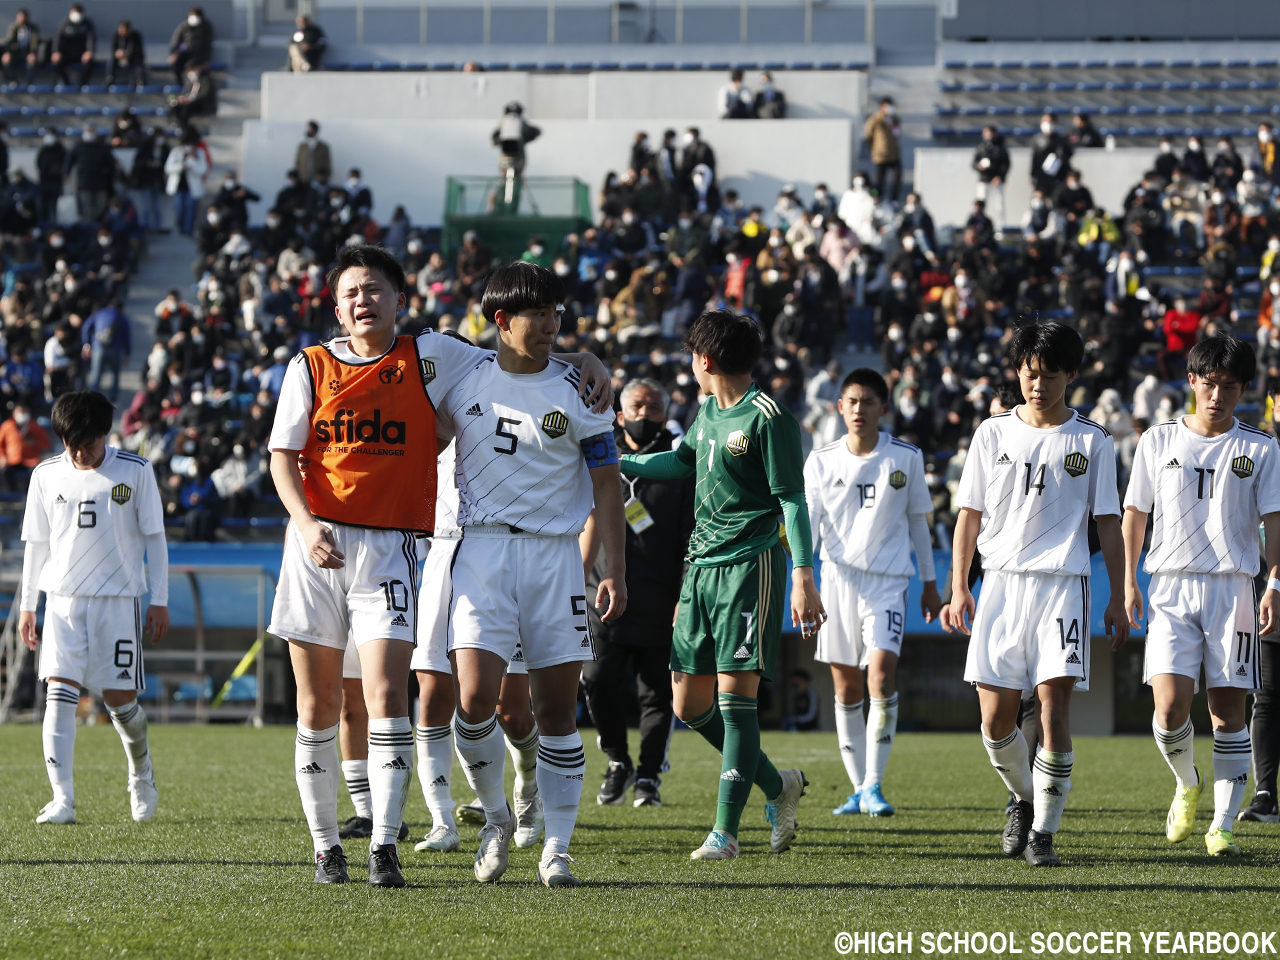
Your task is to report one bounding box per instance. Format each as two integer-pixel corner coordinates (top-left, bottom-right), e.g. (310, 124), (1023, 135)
(1211, 727), (1251, 832)
(454, 713), (509, 825)
(982, 727), (1034, 802)
(367, 717), (413, 847)
(106, 699), (152, 779)
(1031, 748), (1073, 835)
(341, 759), (372, 820)
(537, 731), (586, 859)
(834, 697), (866, 791)
(506, 723), (540, 801)
(416, 723), (456, 830)
(44, 681), (79, 804)
(862, 693), (899, 790)
(1153, 716), (1198, 788)
(296, 723), (341, 856)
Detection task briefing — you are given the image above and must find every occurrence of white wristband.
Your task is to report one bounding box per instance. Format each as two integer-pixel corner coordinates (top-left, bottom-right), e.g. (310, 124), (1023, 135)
(1268, 578), (1280, 595)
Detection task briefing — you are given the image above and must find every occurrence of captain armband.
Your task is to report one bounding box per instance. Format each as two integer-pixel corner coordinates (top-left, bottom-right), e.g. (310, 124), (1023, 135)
(582, 431), (620, 468)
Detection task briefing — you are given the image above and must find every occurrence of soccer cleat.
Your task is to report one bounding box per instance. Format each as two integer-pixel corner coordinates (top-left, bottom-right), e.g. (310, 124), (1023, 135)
(859, 783), (895, 817)
(1205, 827), (1242, 856)
(633, 778), (662, 807)
(537, 853), (582, 887)
(764, 768), (808, 853)
(35, 799), (76, 824)
(314, 845), (349, 884)
(128, 771), (158, 822)
(455, 801), (485, 826)
(474, 809), (514, 883)
(596, 761), (635, 805)
(414, 824), (461, 853)
(513, 793), (544, 848)
(397, 821), (410, 841)
(1023, 829), (1061, 867)
(1004, 792), (1016, 817)
(832, 791), (862, 815)
(368, 844), (407, 887)
(1165, 770), (1202, 843)
(690, 830), (739, 860)
(1002, 799), (1033, 856)
(1237, 792), (1279, 823)
(338, 815), (373, 839)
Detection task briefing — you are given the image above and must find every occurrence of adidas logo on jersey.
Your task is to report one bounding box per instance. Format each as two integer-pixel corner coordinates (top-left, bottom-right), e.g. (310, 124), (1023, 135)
(382, 756), (410, 771)
(733, 644), (751, 659)
(431, 775), (448, 786)
(995, 453), (1012, 466)
(54, 494), (67, 504)
(720, 768), (745, 782)
(1237, 665), (1248, 677)
(465, 403), (482, 417)
(116, 669), (131, 680)
(390, 614), (408, 627)
(1066, 652), (1081, 665)
(1165, 458), (1181, 469)
(834, 478), (846, 487)
(298, 762), (326, 775)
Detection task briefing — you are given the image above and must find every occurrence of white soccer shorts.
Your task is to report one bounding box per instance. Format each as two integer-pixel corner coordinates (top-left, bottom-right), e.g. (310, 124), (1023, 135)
(39, 594), (145, 694)
(449, 528), (593, 670)
(1143, 571), (1260, 691)
(814, 564), (908, 667)
(964, 569), (1092, 692)
(269, 520), (419, 651)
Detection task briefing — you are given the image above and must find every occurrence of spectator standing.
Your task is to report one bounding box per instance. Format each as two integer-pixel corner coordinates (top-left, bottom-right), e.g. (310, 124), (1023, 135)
(863, 97), (902, 204)
(36, 132), (66, 223)
(164, 130), (208, 235)
(169, 7), (213, 84)
(81, 300), (132, 402)
(106, 19), (145, 87)
(1257, 123), (1279, 190)
(294, 120), (332, 187)
(716, 69), (755, 119)
(754, 72), (787, 119)
(287, 15), (326, 73)
(972, 126), (1010, 236)
(0, 403), (51, 492)
(1183, 136), (1211, 183)
(2, 8), (40, 83)
(51, 3), (95, 86)
(1029, 112), (1072, 197)
(64, 127), (115, 223)
(1068, 113), (1102, 149)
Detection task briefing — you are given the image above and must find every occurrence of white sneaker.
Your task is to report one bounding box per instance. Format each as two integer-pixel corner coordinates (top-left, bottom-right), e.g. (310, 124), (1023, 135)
(513, 793), (544, 849)
(36, 798), (76, 824)
(473, 808), (513, 883)
(414, 823), (461, 852)
(690, 830), (739, 860)
(764, 769), (808, 853)
(129, 770), (158, 822)
(537, 852), (581, 887)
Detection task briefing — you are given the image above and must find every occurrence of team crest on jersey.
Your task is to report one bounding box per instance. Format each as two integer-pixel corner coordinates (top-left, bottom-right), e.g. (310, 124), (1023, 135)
(541, 411), (569, 439)
(1063, 452), (1088, 477)
(725, 430), (750, 456)
(111, 483), (132, 505)
(888, 469), (907, 489)
(1232, 455), (1255, 479)
(419, 359), (437, 386)
(379, 363), (404, 385)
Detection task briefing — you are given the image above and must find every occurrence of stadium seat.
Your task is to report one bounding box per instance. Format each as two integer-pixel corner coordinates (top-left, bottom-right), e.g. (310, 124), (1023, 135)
(706, 61), (731, 71)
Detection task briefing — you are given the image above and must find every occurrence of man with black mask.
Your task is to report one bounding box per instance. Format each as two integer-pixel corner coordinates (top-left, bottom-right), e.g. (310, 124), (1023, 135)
(581, 378), (694, 810)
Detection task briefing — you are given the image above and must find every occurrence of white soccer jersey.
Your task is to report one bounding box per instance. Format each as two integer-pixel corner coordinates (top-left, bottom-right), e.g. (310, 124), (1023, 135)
(434, 440), (461, 538)
(1124, 417), (1280, 575)
(22, 447), (165, 598)
(955, 408), (1120, 575)
(804, 432), (932, 577)
(268, 329), (489, 452)
(441, 356), (615, 536)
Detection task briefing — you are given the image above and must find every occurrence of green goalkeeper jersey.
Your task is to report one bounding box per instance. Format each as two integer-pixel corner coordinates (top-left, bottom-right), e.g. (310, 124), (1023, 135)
(674, 383), (805, 567)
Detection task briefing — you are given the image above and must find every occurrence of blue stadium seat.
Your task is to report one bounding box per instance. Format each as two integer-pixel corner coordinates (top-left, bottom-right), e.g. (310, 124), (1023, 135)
(1129, 106), (1157, 116)
(593, 61), (620, 71)
(372, 61), (399, 71)
(482, 61), (512, 71)
(649, 62), (675, 71)
(1133, 81), (1162, 92)
(788, 61), (817, 71)
(513, 61), (539, 71)
(222, 676), (259, 703)
(10, 126), (37, 137)
(401, 61), (428, 71)
(1251, 79), (1279, 91)
(1083, 59), (1107, 70)
(938, 81), (961, 92)
(1139, 58), (1166, 69)
(1025, 60), (1051, 70)
(963, 82), (992, 92)
(992, 82), (1018, 92)
(0, 106), (18, 118)
(762, 60), (786, 71)
(707, 61), (731, 71)
(1186, 105), (1214, 115)
(943, 59), (965, 70)
(960, 106), (988, 117)
(1047, 81), (1074, 92)
(997, 60), (1022, 70)
(969, 60), (994, 70)
(1163, 80), (1191, 91)
(1168, 59), (1194, 70)
(1099, 105), (1127, 116)
(1242, 104), (1270, 115)
(1196, 59), (1223, 70)
(139, 675), (161, 702)
(1110, 59), (1136, 69)
(1254, 58), (1279, 69)
(1077, 81), (1104, 92)
(1105, 81), (1134, 92)
(989, 106), (1016, 116)
(817, 61), (842, 70)
(676, 61), (702, 71)
(935, 105), (959, 117)
(80, 84), (107, 93)
(1225, 59), (1251, 70)
(1222, 80), (1248, 91)
(846, 60), (871, 70)
(1191, 80), (1217, 91)
(25, 83), (53, 94)
(1019, 81), (1048, 93)
(568, 61), (593, 71)
(1053, 59), (1082, 70)
(173, 677), (214, 702)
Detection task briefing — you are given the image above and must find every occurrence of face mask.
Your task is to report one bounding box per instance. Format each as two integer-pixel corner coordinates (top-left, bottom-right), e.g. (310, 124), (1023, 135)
(942, 372), (959, 388)
(815, 190), (827, 200)
(678, 218), (692, 230)
(946, 327), (962, 343)
(266, 217), (280, 229)
(1244, 169), (1257, 183)
(347, 178), (359, 190)
(891, 278), (907, 291)
(1212, 193), (1224, 205)
(69, 11), (82, 23)
(768, 236), (783, 248)
(725, 252), (737, 264)
(13, 412), (29, 426)
(682, 133), (695, 147)
(852, 179), (866, 190)
(1188, 141), (1201, 152)
(99, 236), (112, 247)
(530, 245), (545, 257)
(1040, 122), (1053, 135)
(887, 327), (903, 342)
(208, 213), (221, 225)
(622, 213), (635, 226)
(623, 417), (662, 446)
(51, 236), (64, 248)
(330, 197), (343, 209)
(81, 131), (93, 143)
(43, 134), (56, 146)
(554, 263), (571, 277)
(1262, 130), (1273, 143)
(188, 15), (201, 26)
(605, 270), (618, 282)
(1270, 240), (1280, 253)
(65, 281), (77, 293)
(1032, 198), (1045, 210)
(901, 237), (915, 251)
(954, 275), (969, 290)
(183, 441), (197, 453)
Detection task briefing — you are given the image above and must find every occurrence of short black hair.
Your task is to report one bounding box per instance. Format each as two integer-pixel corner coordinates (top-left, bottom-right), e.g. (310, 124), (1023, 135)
(1187, 334), (1256, 384)
(325, 244), (406, 295)
(51, 390), (113, 448)
(840, 368), (888, 403)
(1006, 321), (1084, 376)
(481, 260), (564, 323)
(684, 309), (762, 376)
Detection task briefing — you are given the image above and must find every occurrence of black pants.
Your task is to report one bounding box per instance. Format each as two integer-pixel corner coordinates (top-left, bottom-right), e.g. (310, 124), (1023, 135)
(581, 642), (673, 781)
(1251, 640), (1279, 795)
(875, 160), (901, 204)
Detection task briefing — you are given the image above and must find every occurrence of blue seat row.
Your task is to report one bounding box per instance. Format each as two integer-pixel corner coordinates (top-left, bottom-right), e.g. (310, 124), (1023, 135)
(933, 124), (1262, 140)
(937, 103), (1280, 118)
(1, 81), (180, 95)
(944, 57), (1280, 71)
(0, 104), (168, 119)
(323, 59), (869, 73)
(7, 124), (182, 139)
(940, 78), (1280, 94)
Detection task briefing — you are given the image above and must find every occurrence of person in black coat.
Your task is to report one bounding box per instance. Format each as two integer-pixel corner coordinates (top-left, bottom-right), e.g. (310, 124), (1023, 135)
(581, 379), (694, 808)
(51, 3), (95, 86)
(169, 6), (214, 83)
(106, 19), (145, 87)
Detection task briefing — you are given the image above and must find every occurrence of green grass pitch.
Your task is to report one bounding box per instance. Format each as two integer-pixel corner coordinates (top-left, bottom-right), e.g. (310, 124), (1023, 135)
(1, 725), (1278, 960)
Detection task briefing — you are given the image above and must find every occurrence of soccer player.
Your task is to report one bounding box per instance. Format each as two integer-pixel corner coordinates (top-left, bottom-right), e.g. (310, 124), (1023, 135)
(943, 321), (1129, 868)
(1121, 335), (1280, 855)
(19, 390), (169, 825)
(621, 308), (824, 860)
(439, 261), (627, 888)
(268, 245), (608, 887)
(805, 368), (940, 818)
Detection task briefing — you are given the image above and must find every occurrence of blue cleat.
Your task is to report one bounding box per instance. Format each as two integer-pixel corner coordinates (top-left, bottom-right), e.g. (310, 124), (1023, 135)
(859, 783), (895, 817)
(832, 791), (863, 815)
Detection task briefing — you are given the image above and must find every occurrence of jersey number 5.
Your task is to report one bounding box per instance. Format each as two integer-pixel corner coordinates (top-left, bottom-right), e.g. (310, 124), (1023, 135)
(494, 417), (521, 455)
